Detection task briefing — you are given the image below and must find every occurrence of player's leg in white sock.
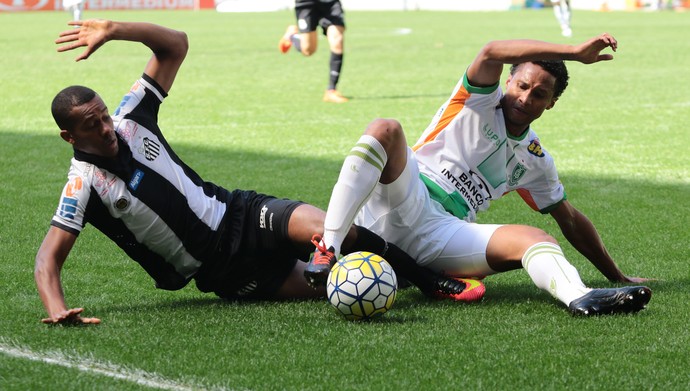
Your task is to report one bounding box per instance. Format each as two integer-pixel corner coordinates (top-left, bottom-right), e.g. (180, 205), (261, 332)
(552, 1), (572, 36)
(522, 242), (590, 306)
(561, 1), (572, 28)
(553, 1), (562, 23)
(322, 135), (387, 255)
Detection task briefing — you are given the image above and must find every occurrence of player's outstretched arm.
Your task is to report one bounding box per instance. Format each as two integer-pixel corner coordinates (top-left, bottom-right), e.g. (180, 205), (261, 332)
(35, 226), (101, 325)
(55, 19), (188, 94)
(466, 33), (617, 88)
(549, 201), (653, 283)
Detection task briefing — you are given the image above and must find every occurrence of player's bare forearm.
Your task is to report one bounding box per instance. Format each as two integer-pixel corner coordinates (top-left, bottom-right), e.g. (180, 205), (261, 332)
(553, 209), (631, 282)
(550, 201), (629, 281)
(55, 19), (188, 92)
(35, 245), (70, 318)
(35, 257), (101, 325)
(109, 21), (186, 52)
(480, 35), (615, 64)
(34, 227), (97, 324)
(467, 34), (617, 87)
(565, 230), (625, 282)
(478, 40), (575, 64)
(56, 20), (187, 60)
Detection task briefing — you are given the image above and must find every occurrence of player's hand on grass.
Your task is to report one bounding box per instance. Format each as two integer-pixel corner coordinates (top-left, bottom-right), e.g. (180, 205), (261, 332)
(55, 19), (112, 62)
(572, 33), (618, 64)
(42, 308), (101, 326)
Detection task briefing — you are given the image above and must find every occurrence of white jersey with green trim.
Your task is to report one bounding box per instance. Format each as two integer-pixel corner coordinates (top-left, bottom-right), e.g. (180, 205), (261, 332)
(412, 73), (565, 222)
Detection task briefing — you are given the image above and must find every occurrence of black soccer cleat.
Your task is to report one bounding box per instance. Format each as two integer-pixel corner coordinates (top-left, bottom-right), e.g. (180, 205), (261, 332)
(568, 286), (652, 316)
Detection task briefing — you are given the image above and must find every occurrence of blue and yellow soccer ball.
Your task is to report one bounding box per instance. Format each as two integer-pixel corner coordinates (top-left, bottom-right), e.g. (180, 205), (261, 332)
(326, 251), (397, 321)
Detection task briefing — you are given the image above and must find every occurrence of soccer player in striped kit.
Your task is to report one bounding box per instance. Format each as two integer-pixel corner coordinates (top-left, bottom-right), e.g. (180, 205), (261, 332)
(307, 33), (654, 316)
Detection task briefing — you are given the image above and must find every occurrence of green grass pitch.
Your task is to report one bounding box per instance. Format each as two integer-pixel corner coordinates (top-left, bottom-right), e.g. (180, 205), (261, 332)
(1, 8), (688, 390)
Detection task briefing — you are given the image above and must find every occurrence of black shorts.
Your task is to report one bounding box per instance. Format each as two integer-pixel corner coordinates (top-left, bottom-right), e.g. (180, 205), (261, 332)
(295, 0), (345, 35)
(195, 192), (308, 300)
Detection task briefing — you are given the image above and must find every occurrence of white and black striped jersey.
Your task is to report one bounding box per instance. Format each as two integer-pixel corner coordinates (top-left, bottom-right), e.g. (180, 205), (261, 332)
(51, 75), (245, 291)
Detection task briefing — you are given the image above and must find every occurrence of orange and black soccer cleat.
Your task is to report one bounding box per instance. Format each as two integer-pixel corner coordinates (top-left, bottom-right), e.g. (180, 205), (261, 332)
(432, 277), (486, 302)
(304, 234), (337, 287)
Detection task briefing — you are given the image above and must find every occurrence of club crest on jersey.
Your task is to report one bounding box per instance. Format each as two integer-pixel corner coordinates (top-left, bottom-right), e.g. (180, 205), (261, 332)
(143, 137), (160, 161)
(527, 139), (544, 157)
(509, 163), (527, 186)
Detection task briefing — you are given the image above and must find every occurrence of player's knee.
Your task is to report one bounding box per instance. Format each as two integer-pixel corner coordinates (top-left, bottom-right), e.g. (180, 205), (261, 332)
(529, 228), (558, 246)
(366, 118), (402, 136)
(329, 38), (344, 52)
(301, 47), (316, 56)
(365, 119), (405, 150)
(299, 38), (316, 56)
(492, 225), (559, 260)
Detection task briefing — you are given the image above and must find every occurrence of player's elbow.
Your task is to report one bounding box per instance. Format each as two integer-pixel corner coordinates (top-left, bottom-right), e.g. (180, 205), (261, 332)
(34, 253), (51, 280)
(157, 29), (188, 62)
(34, 256), (49, 287)
(173, 31), (189, 60)
(34, 246), (61, 283)
(477, 41), (505, 63)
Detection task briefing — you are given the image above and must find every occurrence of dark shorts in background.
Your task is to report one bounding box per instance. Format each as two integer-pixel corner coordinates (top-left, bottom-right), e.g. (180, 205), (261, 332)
(295, 0), (345, 35)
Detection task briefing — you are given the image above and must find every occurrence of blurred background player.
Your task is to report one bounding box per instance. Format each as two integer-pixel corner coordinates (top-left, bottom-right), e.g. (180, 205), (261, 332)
(279, 0), (348, 103)
(63, 0), (85, 21)
(552, 0), (572, 37)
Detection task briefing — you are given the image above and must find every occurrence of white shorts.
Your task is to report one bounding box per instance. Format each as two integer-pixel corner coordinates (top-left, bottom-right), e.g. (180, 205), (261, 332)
(354, 148), (501, 277)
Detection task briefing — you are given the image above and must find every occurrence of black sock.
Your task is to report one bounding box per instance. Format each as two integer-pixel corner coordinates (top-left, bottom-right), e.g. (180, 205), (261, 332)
(328, 52), (343, 90)
(343, 226), (437, 293)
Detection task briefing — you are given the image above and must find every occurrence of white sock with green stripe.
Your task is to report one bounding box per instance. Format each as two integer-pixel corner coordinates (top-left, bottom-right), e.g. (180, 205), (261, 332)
(522, 242), (590, 306)
(322, 135), (387, 255)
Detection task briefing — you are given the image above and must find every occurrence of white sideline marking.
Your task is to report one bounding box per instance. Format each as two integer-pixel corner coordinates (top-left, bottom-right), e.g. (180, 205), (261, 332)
(393, 28), (413, 35)
(0, 342), (214, 391)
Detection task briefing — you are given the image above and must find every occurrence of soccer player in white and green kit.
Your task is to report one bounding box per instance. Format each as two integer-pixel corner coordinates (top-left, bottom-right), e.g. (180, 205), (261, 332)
(306, 33), (653, 316)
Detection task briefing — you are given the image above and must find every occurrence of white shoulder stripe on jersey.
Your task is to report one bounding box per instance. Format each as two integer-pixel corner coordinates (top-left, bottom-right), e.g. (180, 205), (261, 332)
(138, 77), (165, 102)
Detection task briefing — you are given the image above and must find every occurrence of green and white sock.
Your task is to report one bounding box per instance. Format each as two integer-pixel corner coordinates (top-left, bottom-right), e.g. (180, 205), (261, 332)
(522, 242), (590, 305)
(322, 135), (387, 255)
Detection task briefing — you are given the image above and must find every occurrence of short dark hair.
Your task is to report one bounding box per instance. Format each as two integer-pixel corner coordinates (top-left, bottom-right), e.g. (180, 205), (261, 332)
(51, 85), (97, 130)
(509, 60), (569, 99)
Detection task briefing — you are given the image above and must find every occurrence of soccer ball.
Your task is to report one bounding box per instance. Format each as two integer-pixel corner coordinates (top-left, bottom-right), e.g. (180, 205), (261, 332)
(326, 251), (397, 321)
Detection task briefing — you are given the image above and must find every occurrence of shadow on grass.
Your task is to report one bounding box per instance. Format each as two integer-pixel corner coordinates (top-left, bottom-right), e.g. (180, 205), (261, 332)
(95, 274), (687, 325)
